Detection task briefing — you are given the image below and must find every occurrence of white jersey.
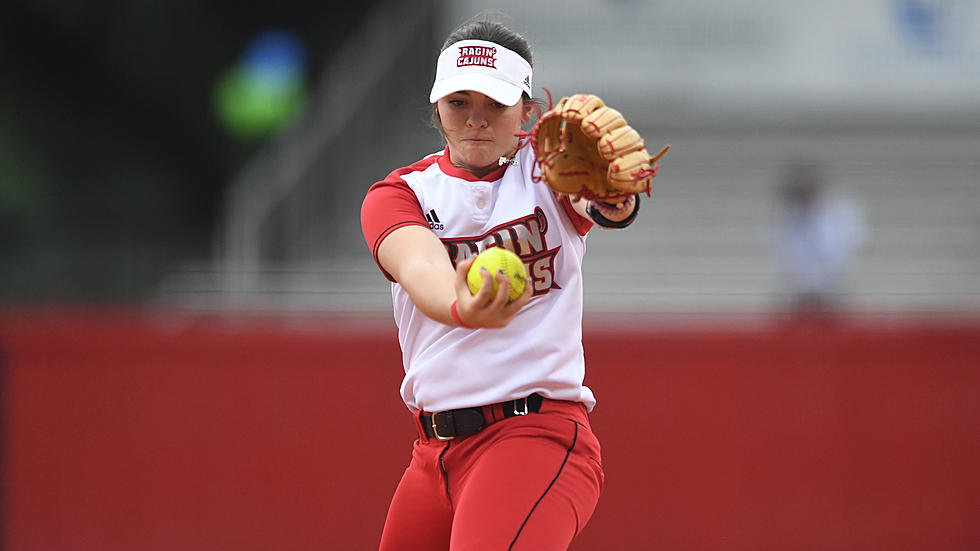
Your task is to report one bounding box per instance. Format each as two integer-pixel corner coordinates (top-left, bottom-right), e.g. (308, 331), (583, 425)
(361, 144), (595, 413)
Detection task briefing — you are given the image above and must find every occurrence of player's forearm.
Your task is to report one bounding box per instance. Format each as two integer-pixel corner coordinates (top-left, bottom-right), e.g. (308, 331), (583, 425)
(396, 260), (457, 326)
(377, 225), (460, 326)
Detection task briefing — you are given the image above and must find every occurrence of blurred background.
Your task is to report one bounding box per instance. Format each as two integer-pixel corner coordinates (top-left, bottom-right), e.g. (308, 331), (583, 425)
(2, 0), (979, 549)
(2, 0), (978, 315)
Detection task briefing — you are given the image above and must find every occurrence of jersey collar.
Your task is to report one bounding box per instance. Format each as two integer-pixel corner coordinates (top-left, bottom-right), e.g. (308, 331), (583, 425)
(438, 146), (508, 182)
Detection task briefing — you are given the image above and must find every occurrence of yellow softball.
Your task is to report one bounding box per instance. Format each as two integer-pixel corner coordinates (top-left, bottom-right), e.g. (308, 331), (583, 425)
(466, 247), (527, 302)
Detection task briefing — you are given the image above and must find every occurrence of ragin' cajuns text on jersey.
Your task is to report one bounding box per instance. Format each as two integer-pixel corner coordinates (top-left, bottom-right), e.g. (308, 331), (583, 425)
(360, 144), (596, 413)
(440, 207), (561, 296)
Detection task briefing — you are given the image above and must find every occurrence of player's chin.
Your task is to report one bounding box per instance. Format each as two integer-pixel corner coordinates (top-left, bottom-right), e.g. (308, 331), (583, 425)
(459, 153), (502, 172)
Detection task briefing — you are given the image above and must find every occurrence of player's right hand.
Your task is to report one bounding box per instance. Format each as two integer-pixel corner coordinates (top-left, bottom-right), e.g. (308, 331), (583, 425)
(452, 256), (532, 329)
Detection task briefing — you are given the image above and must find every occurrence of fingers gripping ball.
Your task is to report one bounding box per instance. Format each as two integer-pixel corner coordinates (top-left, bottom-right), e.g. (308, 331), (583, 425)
(467, 248), (527, 302)
(529, 93), (671, 202)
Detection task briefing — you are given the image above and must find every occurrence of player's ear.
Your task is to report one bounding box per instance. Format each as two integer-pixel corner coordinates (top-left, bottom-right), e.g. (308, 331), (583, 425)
(521, 102), (533, 124)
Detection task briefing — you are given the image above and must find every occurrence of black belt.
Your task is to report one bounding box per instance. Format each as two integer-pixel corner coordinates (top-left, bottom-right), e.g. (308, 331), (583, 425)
(421, 393), (545, 440)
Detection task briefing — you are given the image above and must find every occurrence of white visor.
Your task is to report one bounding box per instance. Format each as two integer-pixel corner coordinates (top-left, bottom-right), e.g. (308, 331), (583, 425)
(429, 39), (532, 106)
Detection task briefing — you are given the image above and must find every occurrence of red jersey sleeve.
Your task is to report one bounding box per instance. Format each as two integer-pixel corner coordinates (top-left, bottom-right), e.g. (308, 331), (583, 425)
(360, 159), (437, 281)
(558, 194), (594, 236)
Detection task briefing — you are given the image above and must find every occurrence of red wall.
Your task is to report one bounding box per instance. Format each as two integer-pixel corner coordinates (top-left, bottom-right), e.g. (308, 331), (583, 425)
(3, 310), (979, 550)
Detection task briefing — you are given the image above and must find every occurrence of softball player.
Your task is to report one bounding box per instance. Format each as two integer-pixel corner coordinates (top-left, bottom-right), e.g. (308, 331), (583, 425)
(361, 17), (642, 551)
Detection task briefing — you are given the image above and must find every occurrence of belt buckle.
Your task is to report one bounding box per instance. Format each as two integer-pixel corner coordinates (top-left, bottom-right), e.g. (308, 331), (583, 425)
(513, 397), (528, 416)
(430, 411), (455, 441)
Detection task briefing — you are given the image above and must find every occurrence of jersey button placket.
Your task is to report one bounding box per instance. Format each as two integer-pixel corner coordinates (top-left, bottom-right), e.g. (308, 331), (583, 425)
(472, 184), (491, 222)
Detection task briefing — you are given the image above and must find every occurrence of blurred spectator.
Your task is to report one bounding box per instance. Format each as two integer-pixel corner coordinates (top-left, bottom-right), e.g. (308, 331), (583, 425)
(773, 161), (867, 317)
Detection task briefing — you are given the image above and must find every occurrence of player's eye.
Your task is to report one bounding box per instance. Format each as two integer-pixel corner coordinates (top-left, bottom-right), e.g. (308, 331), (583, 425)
(448, 98), (466, 106)
(491, 101), (506, 109)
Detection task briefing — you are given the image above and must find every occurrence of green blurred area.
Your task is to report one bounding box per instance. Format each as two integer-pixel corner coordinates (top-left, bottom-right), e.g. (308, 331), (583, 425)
(0, 0), (375, 304)
(214, 67), (306, 141)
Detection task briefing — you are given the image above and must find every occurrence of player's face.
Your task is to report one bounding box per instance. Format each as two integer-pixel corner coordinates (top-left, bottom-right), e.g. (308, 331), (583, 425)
(437, 91), (532, 176)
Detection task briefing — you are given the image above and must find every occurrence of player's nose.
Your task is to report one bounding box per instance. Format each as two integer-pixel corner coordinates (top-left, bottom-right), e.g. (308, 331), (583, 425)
(466, 107), (488, 128)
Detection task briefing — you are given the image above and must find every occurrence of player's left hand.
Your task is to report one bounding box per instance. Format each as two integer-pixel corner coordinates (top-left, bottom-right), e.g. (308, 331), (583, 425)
(452, 256), (532, 329)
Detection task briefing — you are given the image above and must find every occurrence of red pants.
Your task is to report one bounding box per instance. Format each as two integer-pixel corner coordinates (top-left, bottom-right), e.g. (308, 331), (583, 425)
(378, 399), (604, 551)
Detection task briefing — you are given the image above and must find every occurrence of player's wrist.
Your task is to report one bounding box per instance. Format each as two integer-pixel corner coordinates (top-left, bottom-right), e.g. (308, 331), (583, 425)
(450, 300), (475, 329)
(587, 194), (639, 228)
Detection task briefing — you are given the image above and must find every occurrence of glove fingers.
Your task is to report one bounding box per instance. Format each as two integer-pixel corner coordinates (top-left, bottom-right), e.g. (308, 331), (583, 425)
(560, 94), (605, 123)
(598, 125), (646, 160)
(608, 149), (654, 194)
(580, 106), (626, 139)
